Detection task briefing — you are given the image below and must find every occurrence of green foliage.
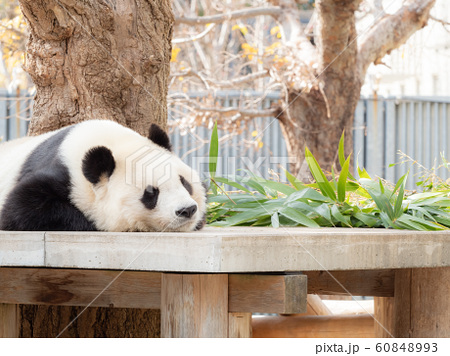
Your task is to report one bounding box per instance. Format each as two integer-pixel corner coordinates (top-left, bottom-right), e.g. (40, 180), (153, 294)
(206, 130), (450, 231)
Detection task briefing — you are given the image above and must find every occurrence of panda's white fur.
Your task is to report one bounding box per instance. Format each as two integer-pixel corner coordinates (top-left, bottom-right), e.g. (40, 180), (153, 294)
(0, 134), (53, 210)
(0, 120), (206, 232)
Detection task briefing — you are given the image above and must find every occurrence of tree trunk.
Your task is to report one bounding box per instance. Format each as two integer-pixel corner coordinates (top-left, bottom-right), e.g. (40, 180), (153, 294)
(17, 0), (174, 338)
(279, 87), (360, 178)
(19, 306), (160, 338)
(19, 0), (173, 136)
(279, 0), (361, 177)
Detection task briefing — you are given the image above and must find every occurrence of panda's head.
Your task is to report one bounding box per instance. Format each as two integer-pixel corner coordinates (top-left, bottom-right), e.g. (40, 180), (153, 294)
(77, 122), (207, 232)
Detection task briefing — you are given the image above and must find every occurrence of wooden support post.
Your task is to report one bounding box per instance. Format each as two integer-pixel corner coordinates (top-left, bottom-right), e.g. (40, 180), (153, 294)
(395, 268), (450, 337)
(376, 268), (450, 337)
(228, 313), (252, 338)
(161, 274), (228, 338)
(0, 304), (19, 338)
(374, 297), (395, 337)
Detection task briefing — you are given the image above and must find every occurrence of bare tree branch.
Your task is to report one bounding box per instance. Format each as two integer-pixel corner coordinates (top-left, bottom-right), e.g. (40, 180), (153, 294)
(430, 15), (450, 28)
(212, 70), (270, 88)
(357, 0), (436, 81)
(172, 23), (216, 44)
(175, 6), (282, 25)
(169, 68), (211, 89)
(170, 98), (278, 119)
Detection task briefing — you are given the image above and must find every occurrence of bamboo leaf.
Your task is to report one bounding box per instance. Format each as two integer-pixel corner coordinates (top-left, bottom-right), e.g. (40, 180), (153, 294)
(338, 131), (356, 181)
(331, 205), (351, 227)
(284, 169), (305, 190)
(271, 212), (280, 228)
(286, 188), (332, 203)
(213, 176), (251, 193)
(305, 147), (337, 201)
(211, 207), (268, 226)
(354, 212), (379, 227)
(279, 207), (320, 227)
(260, 180), (297, 196)
(209, 121), (218, 179)
(357, 165), (371, 179)
(337, 155), (351, 202)
(394, 173), (407, 219)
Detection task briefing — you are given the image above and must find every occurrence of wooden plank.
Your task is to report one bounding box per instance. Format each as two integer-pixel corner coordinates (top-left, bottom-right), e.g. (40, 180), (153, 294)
(228, 274), (307, 314)
(304, 269), (395, 297)
(0, 304), (19, 338)
(0, 268), (161, 309)
(161, 273), (228, 337)
(228, 313), (252, 338)
(252, 314), (375, 338)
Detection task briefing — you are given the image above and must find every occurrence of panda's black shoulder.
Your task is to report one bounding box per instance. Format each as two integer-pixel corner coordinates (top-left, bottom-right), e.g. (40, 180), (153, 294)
(19, 126), (74, 181)
(0, 124), (97, 231)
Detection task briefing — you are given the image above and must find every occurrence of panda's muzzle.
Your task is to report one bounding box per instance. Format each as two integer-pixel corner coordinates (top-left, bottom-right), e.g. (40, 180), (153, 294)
(175, 204), (197, 219)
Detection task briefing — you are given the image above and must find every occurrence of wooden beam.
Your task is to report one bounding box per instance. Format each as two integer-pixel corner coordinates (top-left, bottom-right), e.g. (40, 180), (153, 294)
(0, 268), (161, 309)
(304, 269), (395, 297)
(0, 268), (307, 314)
(0, 304), (19, 338)
(305, 294), (332, 316)
(228, 274), (307, 314)
(252, 314), (375, 338)
(161, 274), (228, 337)
(228, 312), (252, 338)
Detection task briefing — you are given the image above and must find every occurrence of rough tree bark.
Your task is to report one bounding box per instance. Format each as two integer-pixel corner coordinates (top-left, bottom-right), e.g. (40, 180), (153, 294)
(17, 0), (174, 338)
(276, 0), (435, 176)
(19, 0), (173, 136)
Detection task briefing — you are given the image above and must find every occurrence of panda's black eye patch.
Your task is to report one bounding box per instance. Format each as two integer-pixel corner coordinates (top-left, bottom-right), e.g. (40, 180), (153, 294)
(180, 175), (193, 195)
(141, 185), (159, 210)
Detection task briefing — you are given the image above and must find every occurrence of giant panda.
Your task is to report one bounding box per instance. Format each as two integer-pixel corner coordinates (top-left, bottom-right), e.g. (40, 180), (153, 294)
(0, 120), (206, 232)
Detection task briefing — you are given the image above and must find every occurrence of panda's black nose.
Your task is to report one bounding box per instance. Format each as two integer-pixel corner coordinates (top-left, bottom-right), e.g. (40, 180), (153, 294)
(176, 205), (197, 219)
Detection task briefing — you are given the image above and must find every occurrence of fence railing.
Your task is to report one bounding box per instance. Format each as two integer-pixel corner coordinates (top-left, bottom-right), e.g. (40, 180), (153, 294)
(1, 90), (450, 189)
(355, 96), (450, 190)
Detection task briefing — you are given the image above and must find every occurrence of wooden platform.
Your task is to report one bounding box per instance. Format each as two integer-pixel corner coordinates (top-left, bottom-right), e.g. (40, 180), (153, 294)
(1, 227), (448, 271)
(1, 227), (450, 337)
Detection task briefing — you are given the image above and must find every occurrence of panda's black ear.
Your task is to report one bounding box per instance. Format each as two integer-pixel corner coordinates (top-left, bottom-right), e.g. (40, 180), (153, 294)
(82, 146), (116, 184)
(148, 123), (172, 151)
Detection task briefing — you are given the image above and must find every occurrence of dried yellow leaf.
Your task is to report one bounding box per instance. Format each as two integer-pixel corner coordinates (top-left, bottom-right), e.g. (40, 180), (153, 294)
(270, 26), (280, 35)
(171, 47), (181, 62)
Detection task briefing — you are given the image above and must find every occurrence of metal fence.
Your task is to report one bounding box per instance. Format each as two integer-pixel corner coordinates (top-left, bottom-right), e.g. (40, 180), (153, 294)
(354, 97), (450, 190)
(0, 89), (32, 141)
(1, 90), (450, 189)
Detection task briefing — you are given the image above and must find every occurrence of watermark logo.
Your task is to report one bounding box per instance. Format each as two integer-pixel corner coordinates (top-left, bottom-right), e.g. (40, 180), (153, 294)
(125, 146), (172, 189)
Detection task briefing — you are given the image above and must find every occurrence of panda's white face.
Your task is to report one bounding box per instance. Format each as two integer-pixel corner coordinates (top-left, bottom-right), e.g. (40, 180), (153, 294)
(61, 120), (207, 232)
(104, 151), (206, 232)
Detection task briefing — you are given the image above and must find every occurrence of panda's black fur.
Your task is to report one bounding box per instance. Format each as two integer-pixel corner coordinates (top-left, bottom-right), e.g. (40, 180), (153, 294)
(0, 120), (206, 232)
